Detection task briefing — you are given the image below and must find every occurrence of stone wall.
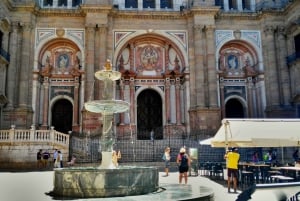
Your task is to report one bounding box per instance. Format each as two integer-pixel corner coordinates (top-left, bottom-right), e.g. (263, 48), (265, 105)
(0, 143), (69, 170)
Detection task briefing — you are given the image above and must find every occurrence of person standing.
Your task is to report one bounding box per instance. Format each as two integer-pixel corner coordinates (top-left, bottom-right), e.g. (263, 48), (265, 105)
(42, 150), (50, 168)
(224, 147), (240, 193)
(54, 150), (61, 168)
(176, 147), (190, 184)
(37, 149), (43, 169)
(293, 150), (299, 162)
(162, 147), (171, 177)
(53, 149), (58, 167)
(59, 151), (63, 168)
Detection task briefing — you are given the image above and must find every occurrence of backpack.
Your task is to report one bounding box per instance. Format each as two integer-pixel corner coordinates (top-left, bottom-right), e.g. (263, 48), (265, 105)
(180, 154), (188, 168)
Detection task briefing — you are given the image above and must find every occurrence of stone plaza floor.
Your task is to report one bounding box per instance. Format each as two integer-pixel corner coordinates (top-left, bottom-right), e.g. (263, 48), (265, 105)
(0, 169), (299, 201)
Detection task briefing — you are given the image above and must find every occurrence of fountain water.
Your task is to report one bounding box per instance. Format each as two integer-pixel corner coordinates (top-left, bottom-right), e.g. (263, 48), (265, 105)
(52, 60), (158, 198)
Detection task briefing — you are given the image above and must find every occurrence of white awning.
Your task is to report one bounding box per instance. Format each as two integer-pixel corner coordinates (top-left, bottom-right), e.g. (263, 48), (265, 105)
(211, 118), (300, 148)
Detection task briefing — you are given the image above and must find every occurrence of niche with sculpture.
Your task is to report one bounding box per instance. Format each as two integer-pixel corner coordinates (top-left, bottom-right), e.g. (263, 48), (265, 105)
(39, 41), (82, 77)
(218, 43), (258, 78)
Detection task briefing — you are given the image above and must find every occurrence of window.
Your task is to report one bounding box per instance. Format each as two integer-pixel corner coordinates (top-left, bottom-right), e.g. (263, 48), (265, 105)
(242, 0), (251, 10)
(58, 0), (67, 6)
(229, 0), (237, 10)
(125, 0), (138, 8)
(72, 0), (81, 7)
(43, 0), (53, 6)
(160, 0), (172, 9)
(215, 0), (224, 9)
(143, 0), (155, 8)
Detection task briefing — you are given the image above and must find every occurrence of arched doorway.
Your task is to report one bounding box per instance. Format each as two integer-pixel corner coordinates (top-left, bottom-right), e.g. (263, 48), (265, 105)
(225, 98), (244, 118)
(51, 99), (73, 133)
(137, 89), (163, 140)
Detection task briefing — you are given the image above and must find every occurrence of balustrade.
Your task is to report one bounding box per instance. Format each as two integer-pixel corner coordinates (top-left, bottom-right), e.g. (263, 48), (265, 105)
(0, 127), (69, 145)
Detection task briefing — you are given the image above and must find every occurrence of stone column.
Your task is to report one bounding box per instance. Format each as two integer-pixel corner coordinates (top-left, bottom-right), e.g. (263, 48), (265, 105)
(165, 43), (169, 71)
(73, 80), (79, 129)
(67, 0), (72, 8)
(237, 0), (243, 11)
(129, 43), (134, 72)
(247, 78), (254, 117)
(205, 25), (218, 107)
(219, 81), (225, 119)
(41, 78), (49, 129)
(85, 25), (95, 101)
(165, 77), (171, 123)
(175, 77), (181, 125)
(18, 23), (32, 108)
(138, 0), (142, 10)
(276, 26), (290, 106)
(155, 0), (160, 9)
(250, 0), (255, 11)
(6, 22), (20, 109)
(264, 25), (280, 107)
(193, 25), (205, 107)
(223, 0), (229, 11)
(119, 79), (125, 125)
(129, 78), (135, 124)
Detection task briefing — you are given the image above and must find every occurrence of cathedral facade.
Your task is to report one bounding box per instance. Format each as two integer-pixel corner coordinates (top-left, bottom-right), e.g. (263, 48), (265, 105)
(0, 0), (299, 139)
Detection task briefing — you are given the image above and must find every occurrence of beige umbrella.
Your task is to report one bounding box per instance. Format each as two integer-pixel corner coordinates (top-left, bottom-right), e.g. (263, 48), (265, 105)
(211, 118), (300, 163)
(211, 118), (300, 148)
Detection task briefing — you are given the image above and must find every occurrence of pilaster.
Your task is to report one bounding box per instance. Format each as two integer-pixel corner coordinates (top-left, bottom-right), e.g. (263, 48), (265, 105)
(18, 22), (33, 109)
(85, 25), (95, 102)
(193, 25), (205, 108)
(204, 25), (218, 108)
(264, 25), (280, 107)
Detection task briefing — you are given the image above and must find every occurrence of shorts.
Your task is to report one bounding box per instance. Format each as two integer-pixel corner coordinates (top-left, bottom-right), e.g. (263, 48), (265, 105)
(179, 165), (189, 173)
(165, 160), (170, 168)
(227, 168), (238, 178)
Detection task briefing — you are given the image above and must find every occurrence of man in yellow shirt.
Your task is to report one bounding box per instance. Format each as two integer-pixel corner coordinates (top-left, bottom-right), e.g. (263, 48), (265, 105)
(224, 147), (240, 193)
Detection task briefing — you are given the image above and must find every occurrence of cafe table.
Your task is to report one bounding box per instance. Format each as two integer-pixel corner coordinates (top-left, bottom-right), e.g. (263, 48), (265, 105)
(278, 166), (300, 181)
(239, 162), (271, 183)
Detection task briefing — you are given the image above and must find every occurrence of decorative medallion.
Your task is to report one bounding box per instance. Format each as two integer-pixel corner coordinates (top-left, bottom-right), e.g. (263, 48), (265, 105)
(56, 28), (65, 37)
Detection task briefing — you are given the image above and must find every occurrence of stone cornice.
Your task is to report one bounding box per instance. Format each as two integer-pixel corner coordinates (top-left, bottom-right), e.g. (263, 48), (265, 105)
(216, 12), (260, 20)
(190, 6), (220, 16)
(110, 10), (187, 20)
(80, 4), (112, 13)
(34, 8), (85, 17)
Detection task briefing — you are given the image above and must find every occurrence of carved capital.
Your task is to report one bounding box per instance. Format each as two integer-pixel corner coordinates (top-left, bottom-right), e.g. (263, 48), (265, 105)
(276, 26), (286, 39)
(264, 26), (275, 37)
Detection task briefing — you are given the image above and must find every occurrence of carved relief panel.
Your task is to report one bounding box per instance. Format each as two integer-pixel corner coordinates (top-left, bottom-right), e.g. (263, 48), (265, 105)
(116, 36), (184, 76)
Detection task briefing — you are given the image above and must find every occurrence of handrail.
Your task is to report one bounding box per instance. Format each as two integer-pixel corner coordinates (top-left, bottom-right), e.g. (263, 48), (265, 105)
(0, 126), (69, 146)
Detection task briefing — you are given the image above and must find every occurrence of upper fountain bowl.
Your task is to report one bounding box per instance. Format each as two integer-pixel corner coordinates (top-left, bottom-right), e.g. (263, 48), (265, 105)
(95, 70), (121, 81)
(85, 100), (130, 114)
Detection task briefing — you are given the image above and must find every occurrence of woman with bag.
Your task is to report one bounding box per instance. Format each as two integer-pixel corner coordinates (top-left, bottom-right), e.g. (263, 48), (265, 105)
(162, 147), (171, 177)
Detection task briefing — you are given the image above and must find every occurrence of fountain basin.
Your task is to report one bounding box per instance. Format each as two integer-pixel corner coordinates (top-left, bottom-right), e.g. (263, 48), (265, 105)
(53, 166), (159, 198)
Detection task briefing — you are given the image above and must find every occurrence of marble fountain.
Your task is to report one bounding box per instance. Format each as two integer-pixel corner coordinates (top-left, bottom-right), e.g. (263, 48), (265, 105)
(51, 60), (214, 200)
(52, 60), (158, 198)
